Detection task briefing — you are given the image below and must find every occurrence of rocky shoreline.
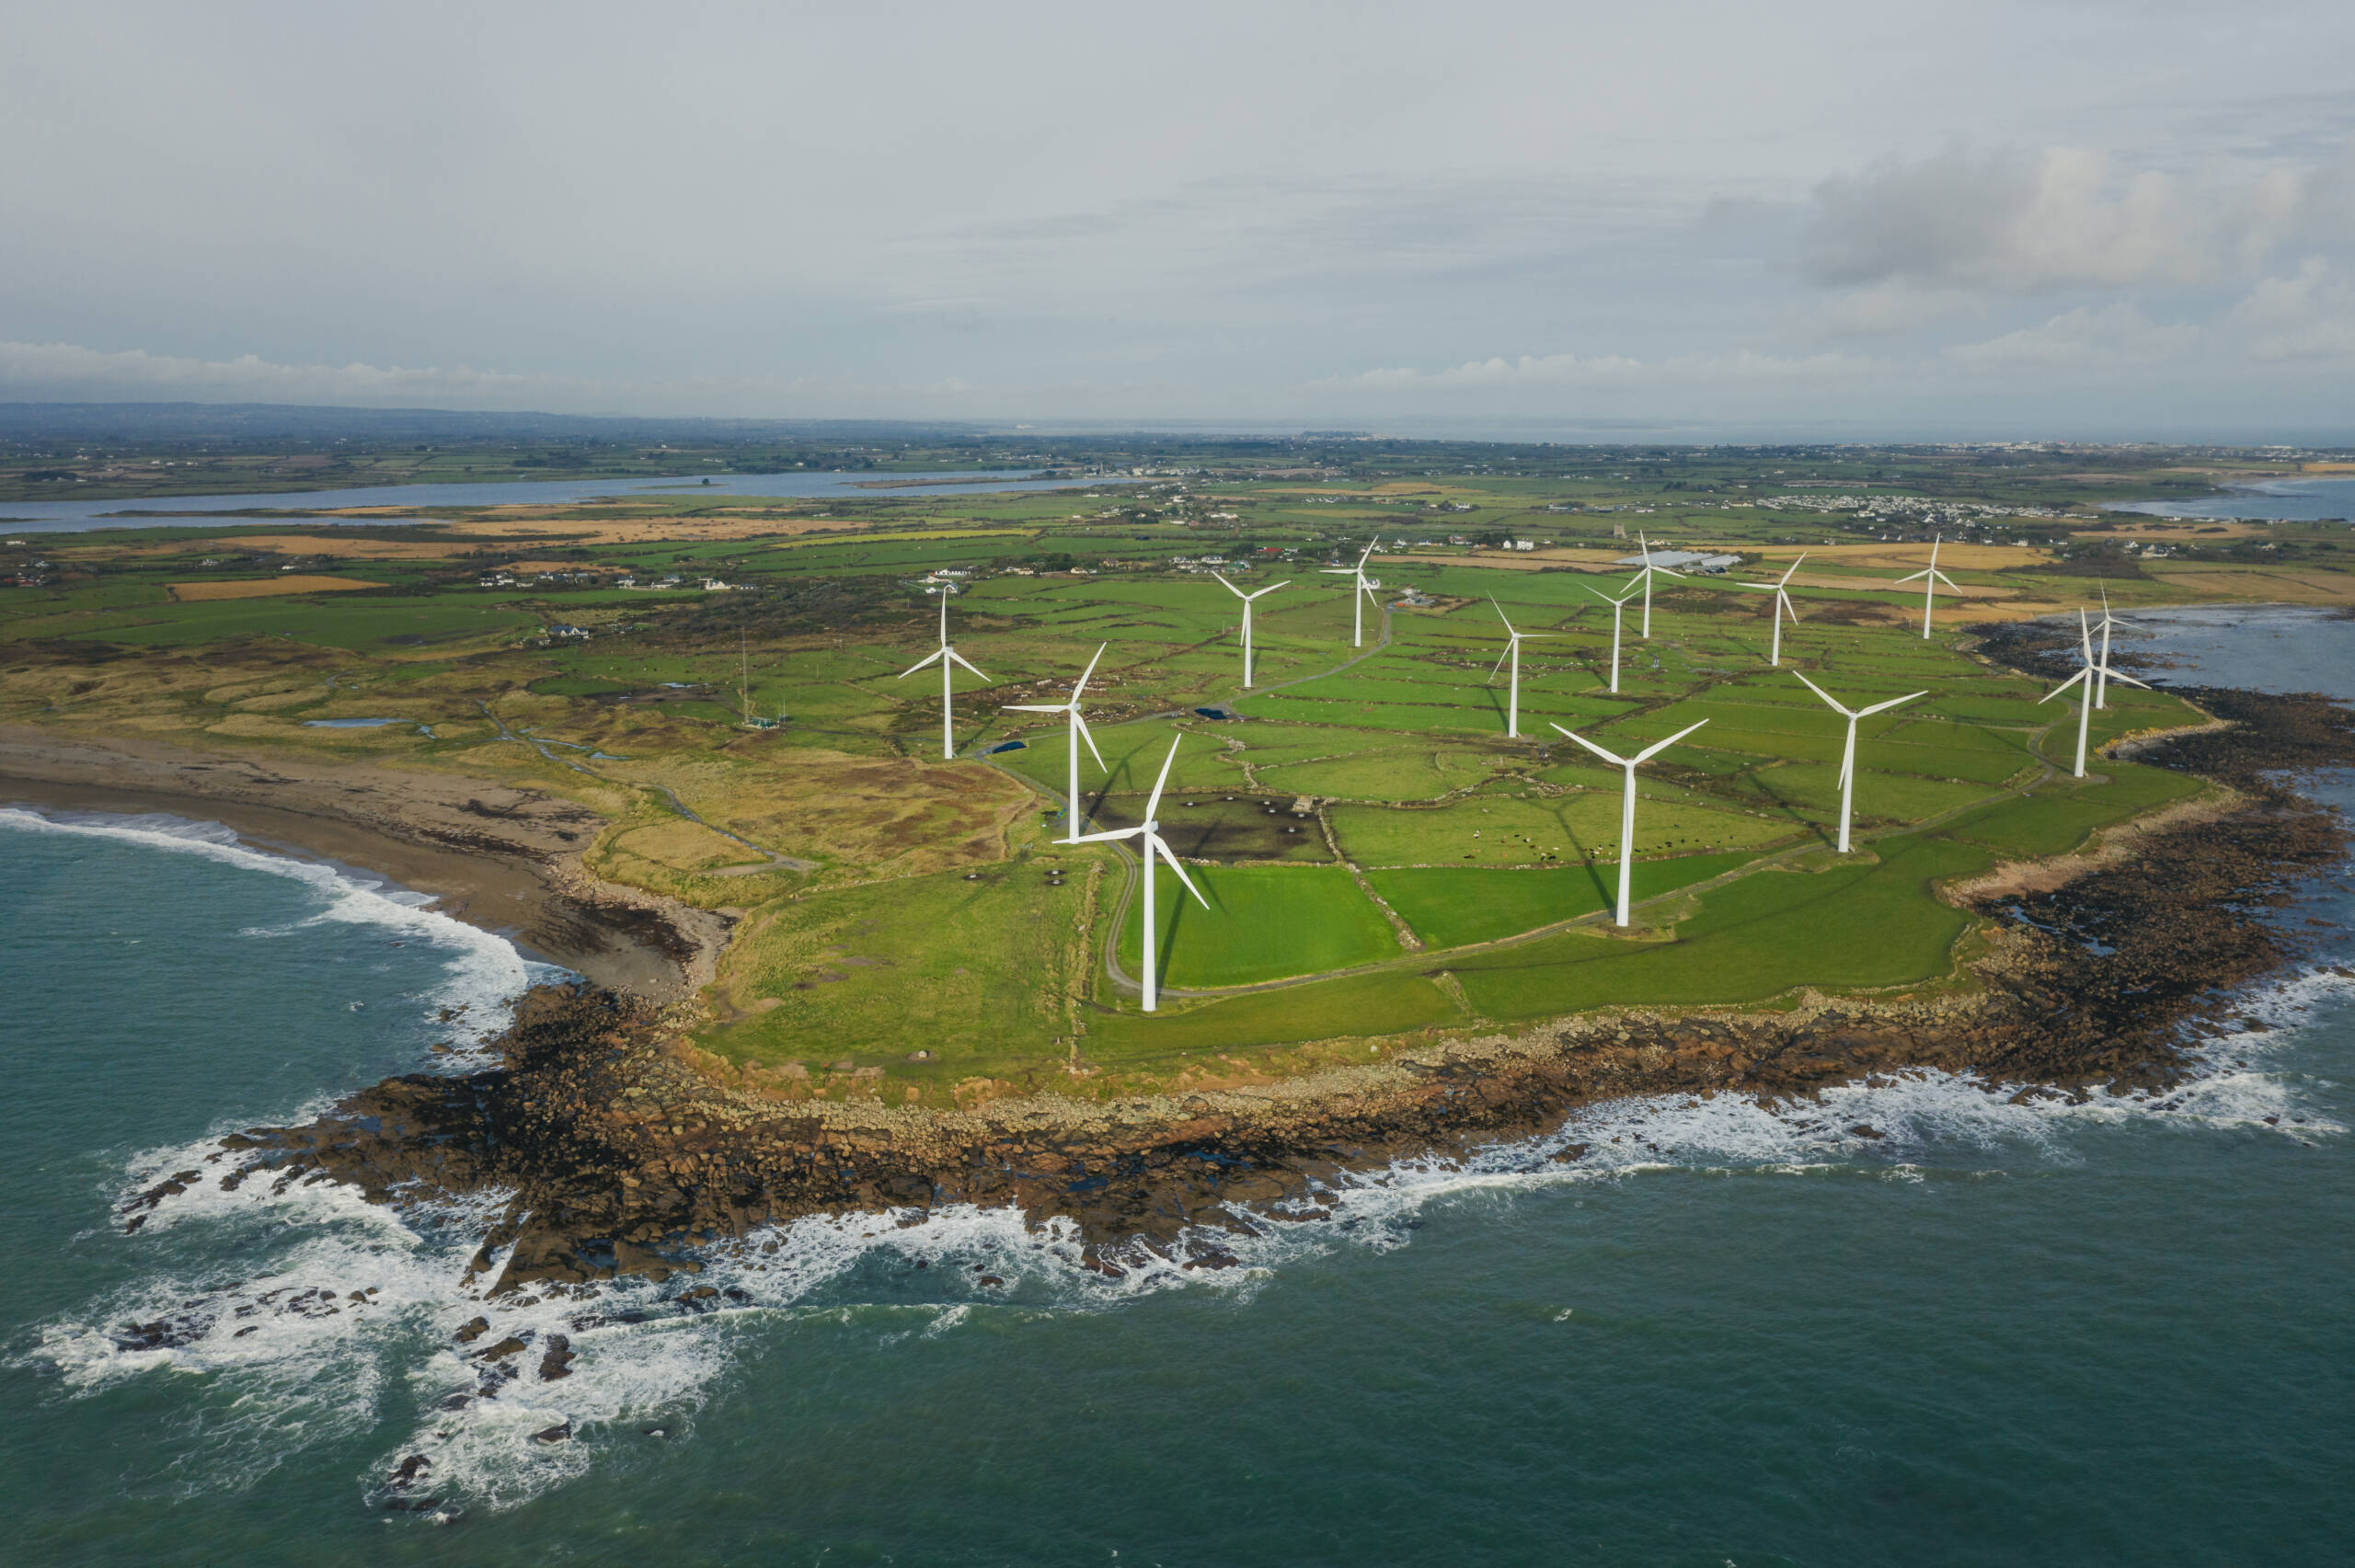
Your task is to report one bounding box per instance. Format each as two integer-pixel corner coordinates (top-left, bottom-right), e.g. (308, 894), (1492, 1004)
(159, 676), (2355, 1293)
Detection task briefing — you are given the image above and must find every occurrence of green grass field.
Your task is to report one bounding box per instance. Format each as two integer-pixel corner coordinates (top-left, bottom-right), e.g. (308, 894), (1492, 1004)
(1368, 851), (1759, 949)
(0, 449), (2257, 1092)
(1116, 864), (1400, 986)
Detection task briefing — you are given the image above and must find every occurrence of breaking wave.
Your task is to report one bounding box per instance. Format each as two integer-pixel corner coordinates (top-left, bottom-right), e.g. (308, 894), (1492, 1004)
(27, 953), (2347, 1519)
(0, 807), (550, 1047)
(13, 801), (2349, 1518)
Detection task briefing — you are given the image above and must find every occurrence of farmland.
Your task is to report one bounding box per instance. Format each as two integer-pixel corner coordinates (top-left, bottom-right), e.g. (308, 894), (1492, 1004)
(3, 438), (2324, 1097)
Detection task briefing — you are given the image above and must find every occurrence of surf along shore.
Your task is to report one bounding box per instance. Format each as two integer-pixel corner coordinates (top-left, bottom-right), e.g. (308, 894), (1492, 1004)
(57, 625), (2355, 1292)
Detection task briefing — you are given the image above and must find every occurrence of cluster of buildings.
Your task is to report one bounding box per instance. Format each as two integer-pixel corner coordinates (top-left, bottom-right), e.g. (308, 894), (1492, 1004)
(1731, 493), (2095, 532)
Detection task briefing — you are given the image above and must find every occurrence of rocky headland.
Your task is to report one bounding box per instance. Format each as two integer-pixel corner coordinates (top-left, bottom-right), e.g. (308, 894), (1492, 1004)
(163, 670), (2355, 1292)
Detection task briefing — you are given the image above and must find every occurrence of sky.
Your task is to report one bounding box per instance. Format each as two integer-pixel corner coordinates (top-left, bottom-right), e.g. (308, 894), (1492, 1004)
(5, 0), (2354, 440)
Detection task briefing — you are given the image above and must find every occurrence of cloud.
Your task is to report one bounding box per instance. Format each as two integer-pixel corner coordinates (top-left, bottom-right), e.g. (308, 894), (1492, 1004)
(1798, 143), (2355, 297)
(1804, 146), (2217, 292)
(2224, 256), (2355, 361)
(1942, 303), (2201, 370)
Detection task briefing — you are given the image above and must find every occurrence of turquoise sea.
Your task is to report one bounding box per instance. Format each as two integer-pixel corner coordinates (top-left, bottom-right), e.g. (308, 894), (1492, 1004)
(3, 612), (2350, 1566)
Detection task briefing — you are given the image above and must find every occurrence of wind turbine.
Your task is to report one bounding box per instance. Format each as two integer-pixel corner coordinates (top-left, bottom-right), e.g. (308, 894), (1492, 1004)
(1588, 578), (1642, 693)
(1321, 541), (1382, 647)
(1737, 553), (1808, 666)
(1488, 596), (1555, 738)
(897, 591), (991, 761)
(2092, 583), (2130, 708)
(1073, 733), (1210, 1012)
(1896, 535), (1961, 640)
(1547, 718), (1710, 927)
(1788, 671), (1927, 853)
(1003, 642), (1108, 842)
(2040, 608), (2148, 778)
(1629, 531), (1686, 638)
(1212, 570), (1291, 687)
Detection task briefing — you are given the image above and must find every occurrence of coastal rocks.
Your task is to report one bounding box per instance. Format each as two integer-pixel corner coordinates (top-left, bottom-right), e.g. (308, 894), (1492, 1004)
(177, 681), (2355, 1294)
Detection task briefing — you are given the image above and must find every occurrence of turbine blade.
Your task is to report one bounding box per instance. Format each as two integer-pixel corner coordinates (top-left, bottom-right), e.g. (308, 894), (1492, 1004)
(1488, 644), (1511, 682)
(1003, 704), (1066, 713)
(1257, 579), (1292, 595)
(1212, 570), (1245, 599)
(1072, 709), (1107, 770)
(1319, 567), (1356, 576)
(1070, 826), (1143, 844)
(1788, 670), (1853, 716)
(1779, 590), (1800, 624)
(948, 649), (991, 682)
(1735, 580), (1774, 591)
(1932, 569), (1960, 589)
(1781, 552), (1807, 584)
(1491, 594), (1518, 636)
(1633, 717), (1709, 763)
(898, 648), (947, 679)
(1358, 541), (1376, 567)
(1153, 835), (1212, 909)
(1895, 569), (1931, 583)
(2039, 670), (2090, 704)
(2103, 668), (2152, 690)
(1072, 641), (1108, 699)
(1547, 724), (1629, 769)
(1143, 733), (1182, 823)
(1855, 690), (1930, 717)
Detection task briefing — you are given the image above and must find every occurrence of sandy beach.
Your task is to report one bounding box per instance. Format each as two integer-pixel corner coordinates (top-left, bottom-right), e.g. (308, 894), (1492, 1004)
(0, 726), (726, 1000)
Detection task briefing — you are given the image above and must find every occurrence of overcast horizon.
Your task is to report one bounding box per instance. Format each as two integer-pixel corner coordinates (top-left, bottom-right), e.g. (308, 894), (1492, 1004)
(6, 1), (2354, 439)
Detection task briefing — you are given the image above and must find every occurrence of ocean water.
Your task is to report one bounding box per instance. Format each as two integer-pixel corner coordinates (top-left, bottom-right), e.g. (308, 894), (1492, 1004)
(2111, 473), (2355, 522)
(5, 621), (2353, 1564)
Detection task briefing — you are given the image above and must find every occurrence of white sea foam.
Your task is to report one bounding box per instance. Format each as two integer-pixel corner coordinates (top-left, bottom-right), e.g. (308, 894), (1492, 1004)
(0, 806), (555, 1047)
(20, 811), (2349, 1516)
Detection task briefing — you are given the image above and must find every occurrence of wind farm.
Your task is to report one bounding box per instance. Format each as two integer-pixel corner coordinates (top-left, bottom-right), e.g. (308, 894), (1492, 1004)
(0, 442), (2257, 1091)
(19, 6), (2355, 1551)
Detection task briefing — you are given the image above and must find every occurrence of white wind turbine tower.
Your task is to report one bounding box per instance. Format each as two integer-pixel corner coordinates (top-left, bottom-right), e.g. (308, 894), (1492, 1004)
(1073, 733), (1211, 1012)
(1629, 531), (1686, 639)
(2040, 608), (2148, 778)
(1212, 570), (1291, 687)
(1588, 578), (1642, 693)
(1896, 535), (1962, 640)
(1547, 718), (1710, 927)
(1488, 596), (1555, 738)
(1003, 642), (1108, 841)
(897, 590), (992, 761)
(1321, 540), (1382, 647)
(1788, 671), (1927, 853)
(1737, 553), (1808, 666)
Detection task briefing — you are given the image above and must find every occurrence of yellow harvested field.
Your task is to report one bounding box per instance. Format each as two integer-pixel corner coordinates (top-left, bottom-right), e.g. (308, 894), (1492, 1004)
(2146, 567), (2355, 605)
(201, 533), (461, 560)
(169, 575), (386, 601)
(769, 527), (1038, 551)
(440, 511), (878, 545)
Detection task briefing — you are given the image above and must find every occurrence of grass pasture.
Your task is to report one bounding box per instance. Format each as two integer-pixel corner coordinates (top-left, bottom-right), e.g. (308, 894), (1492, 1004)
(1117, 863), (1400, 988)
(0, 441), (2264, 1093)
